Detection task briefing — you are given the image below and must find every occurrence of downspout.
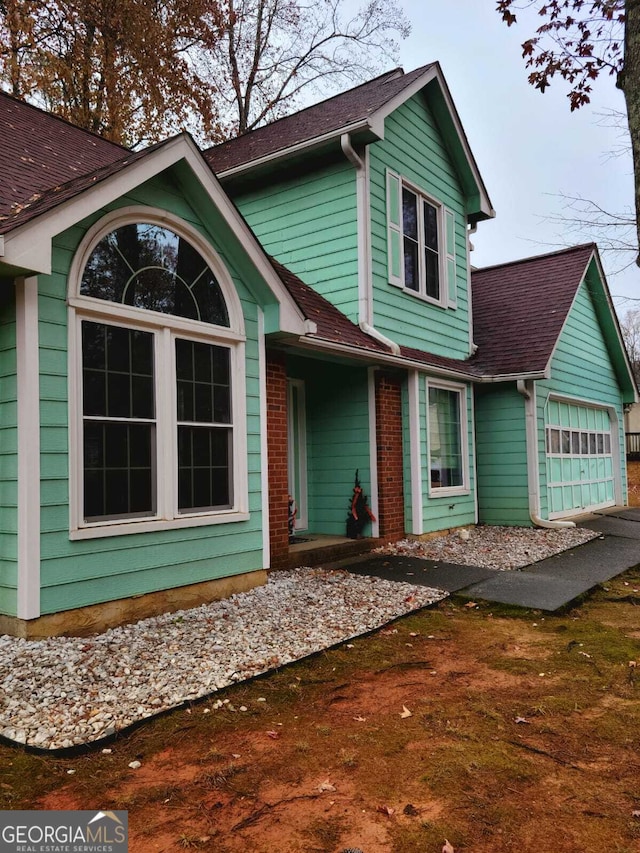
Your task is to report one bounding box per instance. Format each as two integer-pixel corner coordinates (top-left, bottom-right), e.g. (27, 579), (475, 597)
(517, 379), (575, 529)
(340, 133), (401, 355)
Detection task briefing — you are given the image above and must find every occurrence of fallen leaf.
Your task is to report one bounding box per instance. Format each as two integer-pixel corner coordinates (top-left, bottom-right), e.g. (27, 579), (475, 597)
(442, 841), (455, 853)
(376, 804), (395, 816)
(231, 753), (241, 758)
(266, 730), (280, 740)
(632, 810), (640, 818)
(403, 803), (419, 816)
(514, 716), (530, 724)
(353, 715), (366, 722)
(464, 601), (478, 608)
(317, 779), (336, 793)
(400, 705), (412, 718)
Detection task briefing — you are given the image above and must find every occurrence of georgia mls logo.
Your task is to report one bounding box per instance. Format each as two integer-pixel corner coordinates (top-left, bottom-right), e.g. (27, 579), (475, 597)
(0, 809), (128, 852)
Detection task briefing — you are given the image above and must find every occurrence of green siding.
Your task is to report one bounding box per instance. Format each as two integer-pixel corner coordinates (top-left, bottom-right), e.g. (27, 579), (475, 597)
(232, 160), (360, 322)
(0, 290), (18, 616)
(287, 357), (371, 535)
(536, 280), (627, 516)
(369, 94), (471, 357)
(475, 384), (531, 526)
(36, 171), (266, 615)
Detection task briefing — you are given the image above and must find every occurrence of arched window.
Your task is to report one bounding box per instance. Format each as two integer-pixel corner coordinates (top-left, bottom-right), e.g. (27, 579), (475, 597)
(80, 223), (230, 326)
(69, 214), (248, 538)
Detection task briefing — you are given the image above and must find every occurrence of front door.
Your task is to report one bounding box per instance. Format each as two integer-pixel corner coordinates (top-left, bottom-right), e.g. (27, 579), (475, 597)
(287, 379), (308, 531)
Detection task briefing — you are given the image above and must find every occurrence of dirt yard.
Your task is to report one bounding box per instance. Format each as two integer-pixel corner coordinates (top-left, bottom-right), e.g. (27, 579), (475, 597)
(2, 569), (640, 853)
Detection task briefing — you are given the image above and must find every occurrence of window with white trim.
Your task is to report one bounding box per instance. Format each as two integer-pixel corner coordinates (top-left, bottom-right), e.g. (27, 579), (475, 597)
(427, 381), (468, 493)
(71, 217), (247, 536)
(387, 170), (457, 307)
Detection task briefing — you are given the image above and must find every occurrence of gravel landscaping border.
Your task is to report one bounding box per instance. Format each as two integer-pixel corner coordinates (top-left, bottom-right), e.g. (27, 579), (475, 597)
(0, 569), (446, 752)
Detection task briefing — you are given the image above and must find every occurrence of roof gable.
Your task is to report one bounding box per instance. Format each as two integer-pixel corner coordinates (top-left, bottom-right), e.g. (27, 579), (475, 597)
(470, 244), (637, 399)
(205, 66), (433, 174)
(204, 63), (493, 219)
(470, 244), (595, 376)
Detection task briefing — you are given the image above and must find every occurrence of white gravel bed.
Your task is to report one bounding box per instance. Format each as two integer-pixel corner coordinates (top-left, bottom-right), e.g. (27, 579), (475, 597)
(376, 525), (600, 570)
(0, 568), (445, 751)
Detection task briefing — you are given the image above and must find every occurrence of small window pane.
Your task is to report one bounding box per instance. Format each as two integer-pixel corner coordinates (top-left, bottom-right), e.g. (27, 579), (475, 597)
(423, 201), (438, 252)
(424, 249), (439, 300)
(571, 431), (580, 454)
(580, 433), (589, 455)
(402, 188), (418, 240)
(83, 422), (155, 520)
(589, 433), (597, 454)
(561, 430), (571, 454)
(550, 429), (560, 454)
(597, 433), (604, 454)
(403, 237), (419, 291)
(604, 433), (611, 454)
(177, 426), (231, 512)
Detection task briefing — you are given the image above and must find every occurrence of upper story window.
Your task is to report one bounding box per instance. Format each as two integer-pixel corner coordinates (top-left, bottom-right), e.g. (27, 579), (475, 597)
(402, 186), (440, 299)
(387, 170), (457, 308)
(69, 210), (248, 540)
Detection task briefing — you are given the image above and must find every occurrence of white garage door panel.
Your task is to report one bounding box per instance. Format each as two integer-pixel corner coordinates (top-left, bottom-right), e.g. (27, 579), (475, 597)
(545, 399), (616, 517)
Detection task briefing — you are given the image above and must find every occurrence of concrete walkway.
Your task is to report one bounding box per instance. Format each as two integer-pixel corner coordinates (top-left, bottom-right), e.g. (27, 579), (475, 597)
(343, 507), (640, 612)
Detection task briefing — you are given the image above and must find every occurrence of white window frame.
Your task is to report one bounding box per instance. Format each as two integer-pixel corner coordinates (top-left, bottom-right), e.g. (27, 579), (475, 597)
(68, 207), (249, 540)
(387, 168), (458, 308)
(426, 378), (470, 497)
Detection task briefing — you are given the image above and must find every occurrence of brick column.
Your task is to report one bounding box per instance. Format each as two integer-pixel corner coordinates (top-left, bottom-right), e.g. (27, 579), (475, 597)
(266, 351), (289, 569)
(375, 372), (406, 540)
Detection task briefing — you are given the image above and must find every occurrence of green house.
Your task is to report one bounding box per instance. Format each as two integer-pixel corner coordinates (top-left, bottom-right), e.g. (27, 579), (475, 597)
(0, 63), (636, 638)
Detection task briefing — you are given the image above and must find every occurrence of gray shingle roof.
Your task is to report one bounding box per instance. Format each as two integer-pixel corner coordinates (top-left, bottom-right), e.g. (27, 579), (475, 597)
(0, 91), (126, 226)
(205, 64), (435, 174)
(470, 244), (595, 376)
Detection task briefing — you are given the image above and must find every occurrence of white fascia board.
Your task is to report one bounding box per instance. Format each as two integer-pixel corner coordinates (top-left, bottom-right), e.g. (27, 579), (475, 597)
(371, 65), (495, 220)
(289, 335), (550, 383)
(292, 336), (479, 381)
(3, 135), (310, 336)
(216, 118), (379, 180)
(590, 250), (639, 402)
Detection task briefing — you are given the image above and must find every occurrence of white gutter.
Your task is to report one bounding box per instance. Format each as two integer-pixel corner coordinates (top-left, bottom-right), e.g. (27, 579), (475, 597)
(218, 119), (378, 179)
(517, 379), (575, 529)
(340, 133), (401, 356)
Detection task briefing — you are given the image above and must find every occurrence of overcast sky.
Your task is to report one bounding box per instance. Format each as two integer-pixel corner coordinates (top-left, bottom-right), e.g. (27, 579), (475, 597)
(391, 0), (637, 317)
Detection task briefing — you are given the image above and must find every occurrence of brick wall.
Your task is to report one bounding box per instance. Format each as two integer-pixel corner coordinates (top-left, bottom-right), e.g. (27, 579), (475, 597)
(266, 351), (289, 568)
(375, 372), (406, 540)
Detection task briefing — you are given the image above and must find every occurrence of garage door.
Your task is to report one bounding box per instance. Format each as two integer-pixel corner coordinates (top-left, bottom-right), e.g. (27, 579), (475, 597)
(545, 399), (616, 517)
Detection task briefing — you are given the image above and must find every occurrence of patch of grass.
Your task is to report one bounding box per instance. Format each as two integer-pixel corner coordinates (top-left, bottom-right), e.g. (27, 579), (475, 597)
(301, 815), (347, 851)
(196, 763), (245, 790)
(422, 735), (538, 797)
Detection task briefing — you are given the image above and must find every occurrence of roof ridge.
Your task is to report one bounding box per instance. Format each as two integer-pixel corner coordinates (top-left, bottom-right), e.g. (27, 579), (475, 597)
(472, 243), (595, 275)
(0, 88), (130, 154)
(205, 65), (409, 155)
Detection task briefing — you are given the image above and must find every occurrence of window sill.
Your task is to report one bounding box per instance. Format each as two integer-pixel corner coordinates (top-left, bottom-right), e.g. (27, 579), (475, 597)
(70, 510), (251, 540)
(400, 286), (444, 308)
(428, 487), (470, 499)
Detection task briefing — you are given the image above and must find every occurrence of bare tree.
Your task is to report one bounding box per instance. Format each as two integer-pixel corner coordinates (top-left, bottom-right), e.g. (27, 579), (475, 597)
(621, 307), (640, 383)
(496, 0), (640, 265)
(203, 0), (411, 136)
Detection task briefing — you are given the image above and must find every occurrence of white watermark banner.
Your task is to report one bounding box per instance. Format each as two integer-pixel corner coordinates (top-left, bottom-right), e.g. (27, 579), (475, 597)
(0, 810), (128, 853)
